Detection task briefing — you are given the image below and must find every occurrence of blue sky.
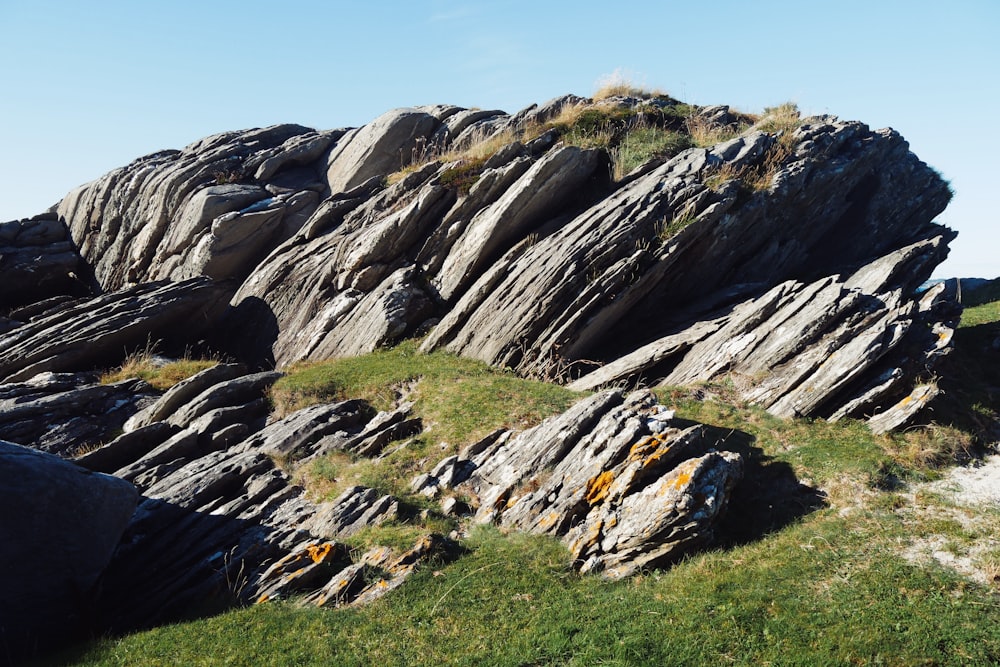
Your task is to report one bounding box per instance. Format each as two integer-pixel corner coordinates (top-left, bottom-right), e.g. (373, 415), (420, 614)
(1, 0), (996, 278)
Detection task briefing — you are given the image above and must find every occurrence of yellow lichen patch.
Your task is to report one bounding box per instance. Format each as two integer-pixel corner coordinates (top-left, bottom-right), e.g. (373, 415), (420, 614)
(538, 511), (561, 529)
(307, 543), (335, 564)
(671, 471), (692, 489)
(627, 434), (664, 461)
(659, 458), (700, 496)
(626, 433), (675, 473)
(585, 470), (616, 505)
(899, 395), (913, 407)
(256, 593), (270, 604)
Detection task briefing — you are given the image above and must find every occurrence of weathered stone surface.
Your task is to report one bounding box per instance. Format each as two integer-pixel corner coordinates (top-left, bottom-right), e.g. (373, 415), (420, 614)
(13, 364), (438, 634)
(56, 124), (325, 290)
(0, 372), (152, 456)
(0, 277), (231, 383)
(124, 362), (247, 432)
(434, 145), (602, 301)
(420, 390), (743, 577)
(0, 440), (138, 656)
(326, 108), (439, 193)
(0, 214), (87, 310)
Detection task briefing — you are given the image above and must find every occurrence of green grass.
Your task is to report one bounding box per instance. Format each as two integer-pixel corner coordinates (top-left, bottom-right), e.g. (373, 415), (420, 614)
(271, 340), (583, 446)
(930, 280), (1000, 444)
(611, 126), (692, 178)
(274, 341), (584, 537)
(52, 333), (1000, 666)
(53, 515), (1000, 666)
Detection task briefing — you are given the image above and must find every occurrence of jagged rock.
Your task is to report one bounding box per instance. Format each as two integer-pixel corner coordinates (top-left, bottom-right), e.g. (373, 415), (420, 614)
(161, 370), (282, 429)
(310, 486), (399, 538)
(0, 440), (138, 657)
(0, 214), (86, 310)
(123, 362), (247, 431)
(421, 390), (743, 577)
(241, 399), (372, 460)
(422, 118), (954, 426)
(56, 124), (329, 290)
(0, 372), (153, 456)
(29, 365), (431, 633)
(0, 277), (231, 382)
(433, 144), (603, 301)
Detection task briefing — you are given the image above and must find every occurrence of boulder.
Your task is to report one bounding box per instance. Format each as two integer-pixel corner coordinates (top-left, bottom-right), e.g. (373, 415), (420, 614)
(326, 108), (440, 193)
(0, 440), (138, 658)
(424, 390), (744, 577)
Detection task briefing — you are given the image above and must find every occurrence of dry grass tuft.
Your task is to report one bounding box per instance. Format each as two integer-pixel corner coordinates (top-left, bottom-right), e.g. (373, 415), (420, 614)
(592, 69), (667, 101)
(100, 351), (219, 391)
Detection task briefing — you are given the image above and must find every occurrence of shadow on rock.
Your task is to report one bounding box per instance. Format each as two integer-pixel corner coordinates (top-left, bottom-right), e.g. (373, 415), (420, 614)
(670, 418), (828, 548)
(217, 296), (280, 370)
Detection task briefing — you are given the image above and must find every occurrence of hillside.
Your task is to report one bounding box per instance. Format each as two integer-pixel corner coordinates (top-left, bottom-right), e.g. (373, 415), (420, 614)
(45, 283), (1000, 664)
(1, 88), (996, 665)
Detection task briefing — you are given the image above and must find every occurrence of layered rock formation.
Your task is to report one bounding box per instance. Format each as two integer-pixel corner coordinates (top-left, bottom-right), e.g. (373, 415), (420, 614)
(0, 91), (959, 650)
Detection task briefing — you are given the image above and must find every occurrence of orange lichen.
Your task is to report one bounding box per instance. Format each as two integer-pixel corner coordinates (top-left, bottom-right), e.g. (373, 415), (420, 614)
(307, 543), (335, 564)
(671, 471), (692, 489)
(538, 511), (561, 529)
(256, 593), (270, 604)
(585, 470), (616, 505)
(659, 459), (699, 495)
(626, 433), (674, 472)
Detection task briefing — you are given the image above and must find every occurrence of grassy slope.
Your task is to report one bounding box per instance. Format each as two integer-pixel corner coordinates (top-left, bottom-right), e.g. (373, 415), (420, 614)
(52, 289), (1000, 666)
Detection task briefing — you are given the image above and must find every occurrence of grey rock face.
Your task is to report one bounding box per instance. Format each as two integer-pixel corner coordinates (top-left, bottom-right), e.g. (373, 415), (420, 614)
(56, 124), (332, 290)
(326, 108), (439, 193)
(0, 277), (231, 383)
(0, 372), (153, 456)
(0, 214), (86, 310)
(0, 93), (968, 661)
(48, 366), (439, 633)
(0, 440), (138, 657)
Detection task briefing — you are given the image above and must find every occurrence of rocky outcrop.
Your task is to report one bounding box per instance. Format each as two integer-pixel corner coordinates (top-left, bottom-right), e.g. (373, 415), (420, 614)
(0, 92), (964, 653)
(414, 390), (743, 578)
(0, 372), (153, 457)
(35, 96), (956, 429)
(0, 441), (138, 659)
(53, 365), (440, 632)
(55, 124), (340, 290)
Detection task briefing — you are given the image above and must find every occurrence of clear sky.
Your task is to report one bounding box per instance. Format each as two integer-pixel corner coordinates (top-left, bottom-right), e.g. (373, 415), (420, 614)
(1, 0), (996, 278)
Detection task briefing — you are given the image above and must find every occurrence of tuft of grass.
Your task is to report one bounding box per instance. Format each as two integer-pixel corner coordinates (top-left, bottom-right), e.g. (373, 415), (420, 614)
(592, 69), (668, 101)
(611, 126), (693, 179)
(438, 157), (488, 195)
(754, 102), (802, 134)
(100, 352), (219, 391)
(656, 210), (699, 242)
(704, 131), (797, 194)
(685, 113), (745, 148)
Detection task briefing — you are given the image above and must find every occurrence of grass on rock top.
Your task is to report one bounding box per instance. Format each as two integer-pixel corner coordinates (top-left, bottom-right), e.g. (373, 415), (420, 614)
(270, 341), (584, 514)
(100, 353), (219, 391)
(270, 340), (582, 446)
